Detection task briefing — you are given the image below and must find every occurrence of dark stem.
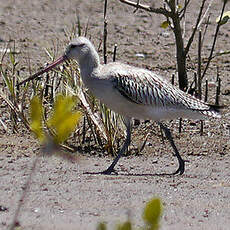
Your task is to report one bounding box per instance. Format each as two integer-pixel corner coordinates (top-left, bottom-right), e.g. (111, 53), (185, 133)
(197, 30), (202, 100)
(103, 0), (108, 64)
(201, 0), (227, 80)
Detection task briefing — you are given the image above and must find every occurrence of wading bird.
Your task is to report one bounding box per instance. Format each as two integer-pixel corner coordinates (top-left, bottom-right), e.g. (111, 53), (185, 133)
(18, 37), (221, 175)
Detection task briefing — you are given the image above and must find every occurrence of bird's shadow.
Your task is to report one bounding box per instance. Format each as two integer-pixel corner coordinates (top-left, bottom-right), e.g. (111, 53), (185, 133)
(83, 171), (180, 177)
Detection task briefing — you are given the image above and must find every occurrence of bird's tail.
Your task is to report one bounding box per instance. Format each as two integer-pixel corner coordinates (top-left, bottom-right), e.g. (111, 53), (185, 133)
(201, 104), (225, 118)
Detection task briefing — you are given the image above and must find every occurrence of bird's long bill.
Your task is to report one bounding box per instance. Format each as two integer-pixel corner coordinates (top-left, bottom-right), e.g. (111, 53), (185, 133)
(17, 55), (67, 86)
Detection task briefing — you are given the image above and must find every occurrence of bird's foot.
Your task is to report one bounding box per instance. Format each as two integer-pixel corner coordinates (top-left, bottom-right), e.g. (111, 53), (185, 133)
(100, 167), (118, 175)
(172, 159), (185, 175)
(84, 167), (118, 175)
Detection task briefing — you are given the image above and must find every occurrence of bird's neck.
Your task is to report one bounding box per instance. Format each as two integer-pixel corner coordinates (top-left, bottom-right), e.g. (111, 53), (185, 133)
(78, 51), (100, 82)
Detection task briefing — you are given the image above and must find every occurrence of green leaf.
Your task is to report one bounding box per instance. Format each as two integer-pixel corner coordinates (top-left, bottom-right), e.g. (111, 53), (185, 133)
(216, 11), (230, 26)
(177, 4), (182, 9)
(97, 222), (107, 230)
(0, 65), (14, 96)
(143, 198), (162, 230)
(160, 21), (169, 29)
(9, 50), (16, 66)
(30, 96), (45, 143)
(48, 95), (75, 127)
(117, 221), (132, 230)
(54, 111), (81, 144)
(47, 95), (81, 144)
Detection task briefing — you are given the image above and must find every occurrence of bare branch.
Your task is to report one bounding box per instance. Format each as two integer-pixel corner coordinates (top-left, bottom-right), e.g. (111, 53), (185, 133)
(179, 0), (191, 19)
(184, 0), (206, 55)
(167, 0), (176, 13)
(197, 0), (214, 28)
(133, 0), (140, 13)
(119, 0), (171, 17)
(201, 0), (228, 80)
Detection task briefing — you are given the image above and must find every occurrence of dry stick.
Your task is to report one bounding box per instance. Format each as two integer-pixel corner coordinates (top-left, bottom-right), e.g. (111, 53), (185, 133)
(103, 0), (114, 154)
(82, 116), (86, 144)
(201, 0), (228, 80)
(215, 75), (221, 106)
(139, 133), (150, 153)
(197, 30), (203, 135)
(77, 15), (81, 37)
(194, 72), (197, 97)
(201, 15), (210, 47)
(84, 17), (90, 37)
(133, 0), (140, 13)
(197, 30), (202, 100)
(197, 0), (214, 29)
(171, 73), (175, 85)
(184, 0), (206, 55)
(179, 0), (190, 19)
(9, 155), (41, 230)
(44, 72), (50, 98)
(178, 118), (182, 134)
(103, 0), (108, 64)
(202, 78), (208, 136)
(113, 44), (117, 62)
(204, 79), (208, 102)
(86, 114), (100, 146)
(182, 0), (188, 39)
(216, 66), (219, 82)
(119, 0), (170, 16)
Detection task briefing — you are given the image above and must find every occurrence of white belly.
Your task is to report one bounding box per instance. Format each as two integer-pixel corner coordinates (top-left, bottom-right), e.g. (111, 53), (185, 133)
(85, 78), (204, 121)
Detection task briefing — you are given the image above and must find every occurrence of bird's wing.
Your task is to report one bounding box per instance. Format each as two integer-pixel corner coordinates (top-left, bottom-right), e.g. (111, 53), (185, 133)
(111, 65), (211, 111)
(112, 67), (179, 107)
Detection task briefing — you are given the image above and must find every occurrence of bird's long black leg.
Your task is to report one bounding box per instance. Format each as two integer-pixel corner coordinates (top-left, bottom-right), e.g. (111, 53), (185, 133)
(158, 122), (185, 175)
(101, 117), (131, 175)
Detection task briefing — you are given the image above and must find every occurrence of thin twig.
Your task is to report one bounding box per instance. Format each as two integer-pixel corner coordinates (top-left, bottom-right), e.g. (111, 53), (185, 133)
(179, 118), (182, 133)
(138, 133), (150, 153)
(197, 0), (214, 29)
(204, 79), (208, 102)
(200, 121), (204, 136)
(201, 0), (228, 80)
(133, 0), (140, 13)
(215, 76), (221, 106)
(9, 154), (41, 230)
(171, 73), (175, 85)
(182, 0), (188, 39)
(179, 0), (191, 18)
(119, 0), (171, 16)
(103, 0), (108, 64)
(113, 44), (117, 62)
(84, 17), (90, 37)
(197, 30), (202, 100)
(184, 0), (206, 55)
(201, 15), (210, 47)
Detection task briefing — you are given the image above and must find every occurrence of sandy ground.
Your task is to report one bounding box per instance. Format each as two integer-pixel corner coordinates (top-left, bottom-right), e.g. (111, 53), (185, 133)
(1, 0), (230, 229)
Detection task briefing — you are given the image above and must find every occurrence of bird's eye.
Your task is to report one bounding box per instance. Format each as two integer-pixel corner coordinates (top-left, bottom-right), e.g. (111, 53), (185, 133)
(70, 44), (78, 49)
(70, 43), (84, 49)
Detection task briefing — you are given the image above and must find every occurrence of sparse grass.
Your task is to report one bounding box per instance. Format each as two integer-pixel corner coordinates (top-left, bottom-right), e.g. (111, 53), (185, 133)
(97, 198), (163, 230)
(0, 33), (125, 156)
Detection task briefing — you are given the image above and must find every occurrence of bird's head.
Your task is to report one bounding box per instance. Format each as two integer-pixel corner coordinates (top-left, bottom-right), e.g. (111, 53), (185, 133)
(17, 37), (98, 86)
(65, 37), (94, 63)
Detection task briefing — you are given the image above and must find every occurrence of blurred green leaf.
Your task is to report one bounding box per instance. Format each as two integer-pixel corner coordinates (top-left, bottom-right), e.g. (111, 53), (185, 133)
(0, 65), (14, 95)
(117, 221), (132, 230)
(143, 198), (162, 230)
(9, 50), (16, 66)
(30, 96), (45, 143)
(47, 95), (81, 144)
(216, 11), (230, 25)
(97, 222), (107, 230)
(177, 4), (182, 9)
(160, 21), (169, 29)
